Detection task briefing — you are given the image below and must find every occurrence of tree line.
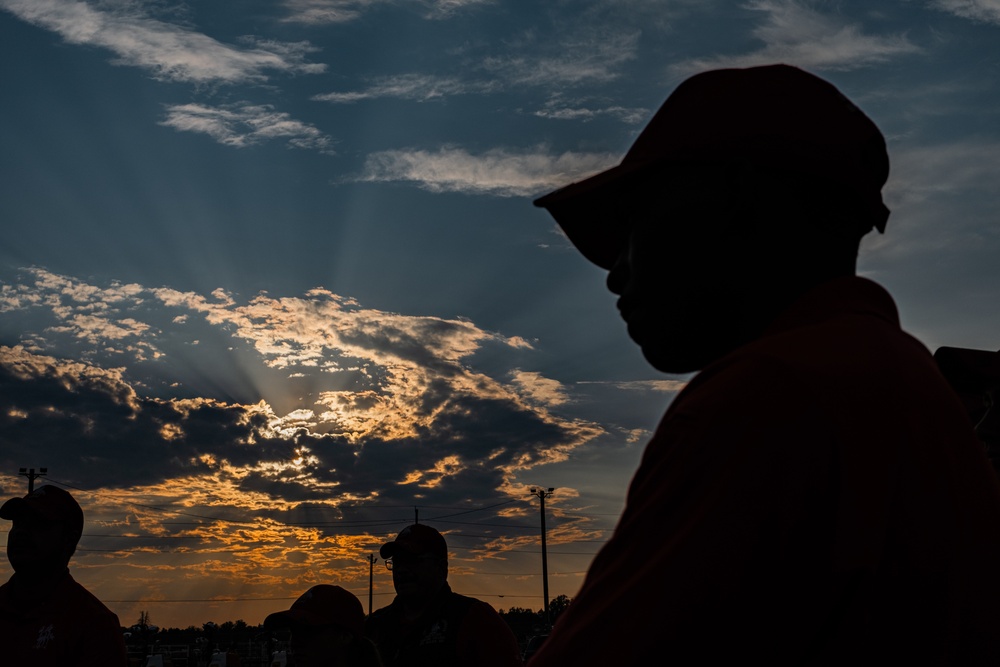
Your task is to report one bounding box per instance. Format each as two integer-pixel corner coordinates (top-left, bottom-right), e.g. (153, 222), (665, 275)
(124, 595), (572, 656)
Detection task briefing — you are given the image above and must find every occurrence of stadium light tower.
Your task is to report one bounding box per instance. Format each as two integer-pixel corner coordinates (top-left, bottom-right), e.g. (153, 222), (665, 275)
(18, 467), (47, 493)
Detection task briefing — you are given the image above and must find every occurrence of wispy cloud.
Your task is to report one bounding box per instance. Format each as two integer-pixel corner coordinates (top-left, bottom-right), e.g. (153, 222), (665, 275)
(930, 0), (1000, 25)
(0, 0), (325, 83)
(281, 0), (492, 24)
(313, 29), (639, 105)
(422, 0), (496, 18)
(159, 103), (334, 151)
(880, 140), (1000, 249)
(672, 0), (919, 75)
(888, 141), (1000, 204)
(578, 379), (690, 393)
(533, 98), (650, 125)
(482, 29), (641, 86)
(313, 73), (494, 103)
(280, 0), (387, 24)
(355, 146), (618, 196)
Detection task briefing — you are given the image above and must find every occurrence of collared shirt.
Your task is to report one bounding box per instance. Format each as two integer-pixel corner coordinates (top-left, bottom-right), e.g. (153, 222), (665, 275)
(365, 582), (523, 667)
(529, 276), (1000, 665)
(0, 569), (127, 666)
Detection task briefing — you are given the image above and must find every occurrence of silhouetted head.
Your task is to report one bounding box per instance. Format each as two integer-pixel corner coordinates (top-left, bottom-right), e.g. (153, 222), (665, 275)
(264, 585), (371, 667)
(535, 64), (890, 373)
(379, 524), (448, 605)
(1, 485), (85, 576)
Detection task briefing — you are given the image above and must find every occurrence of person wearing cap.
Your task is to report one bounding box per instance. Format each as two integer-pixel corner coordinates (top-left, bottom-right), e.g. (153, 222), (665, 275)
(529, 64), (1000, 664)
(0, 484), (128, 666)
(264, 584), (382, 667)
(364, 523), (522, 667)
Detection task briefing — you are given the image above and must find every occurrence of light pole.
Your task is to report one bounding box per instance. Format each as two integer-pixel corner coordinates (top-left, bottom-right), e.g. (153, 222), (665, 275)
(530, 487), (555, 628)
(18, 467), (47, 493)
(368, 553), (376, 614)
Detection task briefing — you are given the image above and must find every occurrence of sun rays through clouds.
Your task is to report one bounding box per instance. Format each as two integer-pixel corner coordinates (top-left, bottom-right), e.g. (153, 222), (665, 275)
(0, 267), (601, 502)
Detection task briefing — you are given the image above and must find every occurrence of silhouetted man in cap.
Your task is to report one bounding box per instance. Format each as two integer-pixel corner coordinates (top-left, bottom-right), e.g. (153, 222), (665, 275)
(364, 523), (522, 667)
(0, 484), (127, 666)
(530, 64), (1000, 664)
(265, 584), (382, 667)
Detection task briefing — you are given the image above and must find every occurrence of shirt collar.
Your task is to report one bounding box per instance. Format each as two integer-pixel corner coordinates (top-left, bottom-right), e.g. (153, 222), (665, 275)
(761, 275), (900, 338)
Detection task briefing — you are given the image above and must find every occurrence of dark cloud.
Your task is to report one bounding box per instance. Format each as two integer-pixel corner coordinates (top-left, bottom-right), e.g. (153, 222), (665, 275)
(0, 343), (593, 510)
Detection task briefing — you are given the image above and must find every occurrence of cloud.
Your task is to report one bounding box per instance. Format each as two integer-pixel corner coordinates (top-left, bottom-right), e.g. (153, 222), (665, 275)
(481, 29), (640, 86)
(0, 0), (325, 83)
(930, 0), (1000, 24)
(532, 99), (650, 125)
(280, 0), (492, 24)
(313, 28), (638, 105)
(355, 146), (619, 196)
(871, 140), (1000, 257)
(578, 379), (690, 393)
(672, 0), (919, 75)
(511, 371), (571, 407)
(313, 73), (495, 103)
(422, 0), (496, 18)
(0, 268), (602, 503)
(888, 141), (1000, 204)
(159, 103), (334, 151)
(280, 0), (387, 24)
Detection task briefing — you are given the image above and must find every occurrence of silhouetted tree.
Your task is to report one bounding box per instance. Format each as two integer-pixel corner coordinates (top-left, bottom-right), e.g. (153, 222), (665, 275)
(498, 606), (546, 649)
(549, 594), (572, 622)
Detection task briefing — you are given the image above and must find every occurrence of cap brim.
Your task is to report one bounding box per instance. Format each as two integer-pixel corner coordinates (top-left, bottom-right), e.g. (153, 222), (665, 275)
(380, 541), (422, 559)
(534, 160), (654, 270)
(0, 497), (28, 521)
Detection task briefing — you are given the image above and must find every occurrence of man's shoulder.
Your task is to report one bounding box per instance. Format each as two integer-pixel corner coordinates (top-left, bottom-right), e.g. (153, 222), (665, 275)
(680, 279), (927, 406)
(365, 600), (399, 627)
(445, 590), (493, 615)
(60, 574), (121, 622)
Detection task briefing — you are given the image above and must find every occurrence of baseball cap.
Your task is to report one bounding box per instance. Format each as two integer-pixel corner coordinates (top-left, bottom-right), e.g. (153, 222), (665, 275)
(379, 524), (448, 560)
(0, 485), (84, 536)
(534, 64), (891, 270)
(263, 585), (365, 636)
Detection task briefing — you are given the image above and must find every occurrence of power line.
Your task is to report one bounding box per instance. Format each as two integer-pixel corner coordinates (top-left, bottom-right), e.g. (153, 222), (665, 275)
(424, 499), (520, 521)
(102, 592), (552, 604)
(4, 475), (619, 532)
(41, 478), (554, 526)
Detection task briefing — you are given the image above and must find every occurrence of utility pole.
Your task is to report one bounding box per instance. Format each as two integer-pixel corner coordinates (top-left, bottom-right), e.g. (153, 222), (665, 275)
(368, 553), (376, 614)
(530, 487), (555, 628)
(18, 467), (47, 493)
(414, 507), (419, 524)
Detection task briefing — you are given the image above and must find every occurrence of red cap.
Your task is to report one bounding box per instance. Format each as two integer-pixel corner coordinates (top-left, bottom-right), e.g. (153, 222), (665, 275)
(534, 64), (890, 269)
(0, 485), (84, 536)
(263, 585), (365, 636)
(379, 524), (448, 560)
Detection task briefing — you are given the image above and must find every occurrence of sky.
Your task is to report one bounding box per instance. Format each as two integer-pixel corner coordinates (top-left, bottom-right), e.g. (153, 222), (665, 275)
(1, 0), (999, 630)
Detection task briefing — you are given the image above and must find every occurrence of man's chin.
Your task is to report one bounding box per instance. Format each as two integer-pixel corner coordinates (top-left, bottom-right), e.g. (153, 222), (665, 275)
(631, 324), (735, 374)
(636, 333), (710, 374)
(8, 550), (67, 576)
(394, 583), (423, 599)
